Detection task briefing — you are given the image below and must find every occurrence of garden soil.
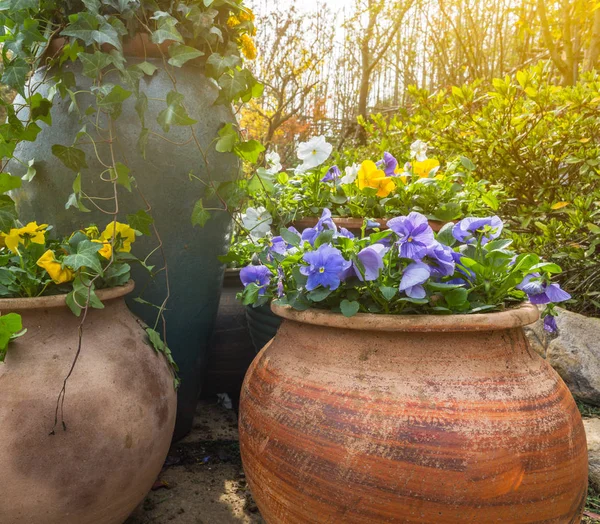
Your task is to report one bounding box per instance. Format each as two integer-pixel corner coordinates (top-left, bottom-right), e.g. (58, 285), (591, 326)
(126, 399), (264, 524)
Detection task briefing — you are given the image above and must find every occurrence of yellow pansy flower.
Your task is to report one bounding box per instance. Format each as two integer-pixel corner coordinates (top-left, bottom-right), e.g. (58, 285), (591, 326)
(413, 159), (440, 178)
(4, 222), (48, 254)
(36, 250), (74, 284)
(100, 222), (136, 253)
(239, 9), (255, 22)
(84, 225), (100, 239)
(357, 160), (396, 198)
(92, 240), (113, 260)
(240, 34), (257, 60)
(227, 15), (241, 28)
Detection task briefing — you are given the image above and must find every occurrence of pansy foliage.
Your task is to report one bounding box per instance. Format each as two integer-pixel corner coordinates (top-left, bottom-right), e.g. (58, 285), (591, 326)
(239, 209), (570, 331)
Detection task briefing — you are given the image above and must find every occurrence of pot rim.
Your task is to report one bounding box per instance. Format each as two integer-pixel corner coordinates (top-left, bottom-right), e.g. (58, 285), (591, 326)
(0, 280), (135, 311)
(271, 301), (540, 332)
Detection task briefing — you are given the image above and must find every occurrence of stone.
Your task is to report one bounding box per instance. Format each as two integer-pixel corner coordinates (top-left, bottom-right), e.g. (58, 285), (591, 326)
(584, 418), (600, 493)
(525, 307), (600, 406)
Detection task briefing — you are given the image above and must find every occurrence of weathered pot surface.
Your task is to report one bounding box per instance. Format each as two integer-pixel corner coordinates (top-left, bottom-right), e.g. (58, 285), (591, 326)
(239, 303), (588, 523)
(0, 281), (177, 524)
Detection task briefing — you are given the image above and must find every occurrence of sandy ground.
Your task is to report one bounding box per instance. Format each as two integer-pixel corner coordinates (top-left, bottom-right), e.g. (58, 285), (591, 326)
(125, 399), (264, 524)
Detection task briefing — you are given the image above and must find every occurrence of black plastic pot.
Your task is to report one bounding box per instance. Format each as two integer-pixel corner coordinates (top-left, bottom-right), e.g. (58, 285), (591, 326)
(246, 302), (282, 354)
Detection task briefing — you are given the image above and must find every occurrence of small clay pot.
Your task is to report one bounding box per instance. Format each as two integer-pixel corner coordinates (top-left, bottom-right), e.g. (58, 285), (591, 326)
(239, 304), (588, 523)
(290, 216), (447, 234)
(0, 282), (177, 524)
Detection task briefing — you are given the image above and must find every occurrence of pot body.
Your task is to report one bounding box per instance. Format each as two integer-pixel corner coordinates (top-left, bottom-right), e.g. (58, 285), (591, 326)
(245, 303), (281, 354)
(203, 269), (256, 405)
(239, 307), (588, 523)
(0, 285), (177, 524)
(10, 56), (238, 440)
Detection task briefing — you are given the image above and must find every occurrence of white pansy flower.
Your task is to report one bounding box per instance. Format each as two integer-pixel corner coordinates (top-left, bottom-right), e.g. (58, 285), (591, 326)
(410, 140), (430, 162)
(340, 163), (360, 185)
(296, 136), (333, 172)
(265, 151), (282, 174)
(241, 207), (272, 239)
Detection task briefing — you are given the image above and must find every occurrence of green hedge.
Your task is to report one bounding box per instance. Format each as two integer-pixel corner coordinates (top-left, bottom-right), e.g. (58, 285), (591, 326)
(356, 63), (600, 315)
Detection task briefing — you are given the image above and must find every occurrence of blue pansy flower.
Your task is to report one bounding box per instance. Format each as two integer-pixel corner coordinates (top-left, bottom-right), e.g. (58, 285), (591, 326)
(321, 166), (342, 183)
(453, 216), (503, 245)
(377, 152), (399, 177)
(240, 265), (273, 295)
(400, 262), (431, 299)
(517, 273), (571, 305)
(300, 244), (351, 291)
(387, 212), (435, 261)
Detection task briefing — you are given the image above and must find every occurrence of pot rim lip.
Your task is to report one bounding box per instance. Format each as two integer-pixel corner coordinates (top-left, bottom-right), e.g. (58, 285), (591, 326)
(0, 280), (135, 311)
(271, 301), (540, 332)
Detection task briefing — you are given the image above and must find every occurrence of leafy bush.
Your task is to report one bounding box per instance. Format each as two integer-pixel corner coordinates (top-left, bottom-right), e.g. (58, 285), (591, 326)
(357, 62), (600, 315)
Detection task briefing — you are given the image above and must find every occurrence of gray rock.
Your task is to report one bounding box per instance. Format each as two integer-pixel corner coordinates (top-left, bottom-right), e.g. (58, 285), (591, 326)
(584, 418), (600, 493)
(524, 308), (600, 405)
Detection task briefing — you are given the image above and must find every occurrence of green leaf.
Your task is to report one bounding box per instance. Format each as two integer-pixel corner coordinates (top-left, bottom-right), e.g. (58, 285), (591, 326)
(215, 70), (248, 105)
(151, 15), (183, 44)
(340, 300), (360, 318)
(206, 53), (241, 79)
(78, 51), (113, 78)
(112, 162), (131, 191)
(436, 222), (455, 246)
(216, 123), (239, 152)
(168, 43), (204, 67)
(307, 288), (331, 302)
(137, 61), (158, 76)
(481, 193), (499, 211)
(380, 286), (397, 301)
(0, 312), (23, 361)
(0, 195), (17, 232)
(22, 160), (36, 182)
(52, 145), (88, 171)
(191, 199), (211, 227)
(234, 140), (265, 163)
(61, 13), (122, 50)
(157, 91), (197, 132)
(63, 240), (103, 274)
(460, 156), (476, 171)
(97, 85), (132, 114)
(127, 209), (154, 236)
(0, 173), (21, 193)
(280, 227), (301, 247)
(444, 288), (469, 307)
(314, 229), (334, 248)
(1, 59), (29, 96)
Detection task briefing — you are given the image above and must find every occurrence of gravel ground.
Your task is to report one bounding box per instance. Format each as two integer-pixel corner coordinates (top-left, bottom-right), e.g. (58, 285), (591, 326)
(126, 399), (264, 524)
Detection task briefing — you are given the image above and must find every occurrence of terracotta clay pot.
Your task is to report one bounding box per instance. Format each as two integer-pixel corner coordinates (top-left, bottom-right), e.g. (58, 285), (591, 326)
(290, 216), (447, 235)
(239, 304), (588, 523)
(0, 282), (177, 524)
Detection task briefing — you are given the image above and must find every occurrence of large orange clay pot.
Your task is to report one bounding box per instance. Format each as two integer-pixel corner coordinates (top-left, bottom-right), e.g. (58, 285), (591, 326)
(0, 282), (177, 524)
(239, 304), (588, 523)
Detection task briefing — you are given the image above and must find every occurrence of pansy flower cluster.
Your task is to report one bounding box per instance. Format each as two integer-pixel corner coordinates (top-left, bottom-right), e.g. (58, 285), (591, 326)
(0, 221), (140, 316)
(239, 209), (570, 332)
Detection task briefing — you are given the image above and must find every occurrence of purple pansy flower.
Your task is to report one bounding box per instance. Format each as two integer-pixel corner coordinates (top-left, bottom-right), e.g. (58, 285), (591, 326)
(338, 227), (355, 239)
(301, 209), (338, 245)
(426, 242), (455, 278)
(366, 219), (381, 229)
(352, 244), (387, 281)
(452, 216), (504, 246)
(516, 273), (571, 305)
(300, 244), (351, 291)
(240, 265), (273, 295)
(377, 152), (399, 177)
(387, 212), (435, 261)
(400, 262), (431, 299)
(269, 236), (288, 255)
(321, 165), (342, 183)
(544, 315), (558, 333)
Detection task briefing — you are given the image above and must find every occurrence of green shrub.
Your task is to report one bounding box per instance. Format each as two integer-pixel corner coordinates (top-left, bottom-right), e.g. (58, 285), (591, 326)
(357, 62), (600, 316)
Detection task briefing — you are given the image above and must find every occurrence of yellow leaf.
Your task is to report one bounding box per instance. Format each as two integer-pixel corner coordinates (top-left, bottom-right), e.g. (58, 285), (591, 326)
(579, 138), (591, 143)
(551, 202), (570, 210)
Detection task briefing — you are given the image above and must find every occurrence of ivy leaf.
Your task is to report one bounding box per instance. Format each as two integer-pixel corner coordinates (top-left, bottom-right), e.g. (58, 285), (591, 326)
(127, 209), (154, 236)
(157, 91), (197, 132)
(234, 140), (265, 163)
(61, 13), (122, 50)
(151, 14), (183, 44)
(52, 145), (88, 171)
(167, 43), (204, 67)
(63, 240), (103, 274)
(215, 123), (239, 152)
(215, 70), (248, 105)
(136, 61), (157, 76)
(1, 58), (29, 96)
(340, 300), (360, 318)
(0, 195), (17, 232)
(97, 85), (132, 116)
(22, 160), (36, 182)
(206, 53), (241, 79)
(138, 127), (149, 158)
(66, 278), (104, 316)
(111, 162), (131, 191)
(0, 173), (21, 193)
(78, 51), (113, 78)
(191, 199), (211, 227)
